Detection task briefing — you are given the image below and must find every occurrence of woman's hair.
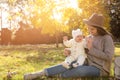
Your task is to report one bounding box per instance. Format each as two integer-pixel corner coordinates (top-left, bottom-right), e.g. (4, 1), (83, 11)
(93, 25), (114, 39)
(93, 26), (109, 36)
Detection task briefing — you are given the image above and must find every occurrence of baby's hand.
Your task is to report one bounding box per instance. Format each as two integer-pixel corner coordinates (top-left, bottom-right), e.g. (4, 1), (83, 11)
(63, 36), (68, 41)
(64, 48), (71, 56)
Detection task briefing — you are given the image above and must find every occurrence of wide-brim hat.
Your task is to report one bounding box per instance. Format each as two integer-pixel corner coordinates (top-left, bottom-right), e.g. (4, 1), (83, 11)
(83, 13), (104, 28)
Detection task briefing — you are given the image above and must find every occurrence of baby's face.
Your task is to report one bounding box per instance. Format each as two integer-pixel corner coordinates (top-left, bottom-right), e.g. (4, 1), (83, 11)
(75, 35), (83, 42)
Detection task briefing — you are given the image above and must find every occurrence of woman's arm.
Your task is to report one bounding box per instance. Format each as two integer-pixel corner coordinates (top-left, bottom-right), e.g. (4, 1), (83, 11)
(88, 35), (114, 61)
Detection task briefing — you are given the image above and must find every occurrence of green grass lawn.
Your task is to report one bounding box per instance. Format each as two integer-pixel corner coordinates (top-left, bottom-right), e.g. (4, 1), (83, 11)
(0, 44), (120, 80)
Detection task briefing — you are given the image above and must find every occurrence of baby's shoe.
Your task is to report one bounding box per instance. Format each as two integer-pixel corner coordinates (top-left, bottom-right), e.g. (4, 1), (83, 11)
(61, 62), (70, 69)
(72, 63), (79, 68)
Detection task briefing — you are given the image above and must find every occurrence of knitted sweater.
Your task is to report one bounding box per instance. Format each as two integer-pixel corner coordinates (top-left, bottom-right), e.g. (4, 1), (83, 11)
(87, 35), (114, 76)
(63, 39), (87, 58)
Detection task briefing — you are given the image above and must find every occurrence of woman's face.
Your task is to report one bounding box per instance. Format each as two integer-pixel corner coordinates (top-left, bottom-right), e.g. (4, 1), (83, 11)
(87, 25), (98, 36)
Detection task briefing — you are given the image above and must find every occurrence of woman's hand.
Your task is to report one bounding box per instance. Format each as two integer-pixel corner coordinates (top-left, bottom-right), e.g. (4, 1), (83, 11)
(86, 37), (93, 50)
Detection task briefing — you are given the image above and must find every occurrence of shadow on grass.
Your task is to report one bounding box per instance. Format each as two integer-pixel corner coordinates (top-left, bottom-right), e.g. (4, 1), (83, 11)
(34, 76), (115, 80)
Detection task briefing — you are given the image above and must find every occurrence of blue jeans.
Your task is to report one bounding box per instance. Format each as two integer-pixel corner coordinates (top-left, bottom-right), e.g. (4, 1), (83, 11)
(45, 64), (100, 78)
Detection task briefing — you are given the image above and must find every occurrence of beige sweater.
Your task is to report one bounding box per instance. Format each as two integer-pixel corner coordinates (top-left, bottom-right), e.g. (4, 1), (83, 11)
(87, 35), (114, 76)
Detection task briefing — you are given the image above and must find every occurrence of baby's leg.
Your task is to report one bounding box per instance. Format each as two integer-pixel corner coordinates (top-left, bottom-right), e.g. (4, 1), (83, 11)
(62, 56), (75, 69)
(73, 55), (86, 67)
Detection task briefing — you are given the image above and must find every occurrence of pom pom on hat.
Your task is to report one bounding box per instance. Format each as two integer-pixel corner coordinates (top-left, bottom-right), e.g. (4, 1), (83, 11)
(72, 29), (82, 39)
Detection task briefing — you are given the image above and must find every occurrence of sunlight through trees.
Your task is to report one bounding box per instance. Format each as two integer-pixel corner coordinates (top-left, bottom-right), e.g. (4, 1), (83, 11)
(0, 0), (111, 46)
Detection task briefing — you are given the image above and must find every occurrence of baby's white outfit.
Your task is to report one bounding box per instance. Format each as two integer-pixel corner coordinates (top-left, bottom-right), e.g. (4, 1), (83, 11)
(63, 39), (87, 67)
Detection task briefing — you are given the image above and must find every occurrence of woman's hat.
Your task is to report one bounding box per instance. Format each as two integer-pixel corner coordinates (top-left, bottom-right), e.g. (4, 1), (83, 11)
(83, 13), (104, 28)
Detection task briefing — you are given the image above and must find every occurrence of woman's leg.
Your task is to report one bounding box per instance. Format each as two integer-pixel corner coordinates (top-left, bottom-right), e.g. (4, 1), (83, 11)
(24, 64), (68, 80)
(45, 64), (68, 76)
(61, 65), (100, 78)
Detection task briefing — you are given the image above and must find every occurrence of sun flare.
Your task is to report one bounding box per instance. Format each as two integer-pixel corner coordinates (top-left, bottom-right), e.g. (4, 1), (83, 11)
(52, 0), (81, 22)
(0, 0), (81, 31)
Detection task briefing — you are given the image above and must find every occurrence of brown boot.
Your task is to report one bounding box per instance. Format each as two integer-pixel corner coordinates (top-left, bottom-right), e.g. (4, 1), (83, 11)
(24, 70), (45, 80)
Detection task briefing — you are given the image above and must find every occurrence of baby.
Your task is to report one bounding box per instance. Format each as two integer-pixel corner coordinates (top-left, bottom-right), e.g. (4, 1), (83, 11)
(62, 29), (87, 69)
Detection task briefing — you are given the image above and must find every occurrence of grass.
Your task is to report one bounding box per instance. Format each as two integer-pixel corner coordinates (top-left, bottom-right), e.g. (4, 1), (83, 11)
(0, 44), (65, 80)
(0, 44), (120, 80)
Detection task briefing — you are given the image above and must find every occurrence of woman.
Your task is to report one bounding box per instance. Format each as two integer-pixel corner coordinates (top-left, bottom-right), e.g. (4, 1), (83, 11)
(24, 13), (114, 80)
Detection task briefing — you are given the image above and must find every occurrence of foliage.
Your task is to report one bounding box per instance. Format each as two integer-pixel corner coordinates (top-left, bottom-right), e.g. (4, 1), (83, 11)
(0, 0), (110, 35)
(108, 0), (120, 41)
(76, 0), (111, 35)
(0, 0), (112, 46)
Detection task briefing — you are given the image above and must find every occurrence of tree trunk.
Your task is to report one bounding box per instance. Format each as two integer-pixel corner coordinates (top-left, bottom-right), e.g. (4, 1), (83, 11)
(55, 33), (59, 48)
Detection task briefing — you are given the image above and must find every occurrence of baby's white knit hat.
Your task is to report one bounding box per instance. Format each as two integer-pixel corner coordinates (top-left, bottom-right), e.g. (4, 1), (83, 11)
(72, 29), (82, 39)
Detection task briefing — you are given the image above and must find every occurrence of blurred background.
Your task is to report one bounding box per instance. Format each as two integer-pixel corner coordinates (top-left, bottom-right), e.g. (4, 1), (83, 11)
(0, 0), (119, 47)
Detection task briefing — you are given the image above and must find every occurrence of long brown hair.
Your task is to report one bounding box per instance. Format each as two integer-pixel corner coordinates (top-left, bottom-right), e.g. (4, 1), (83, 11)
(93, 26), (114, 39)
(93, 26), (109, 36)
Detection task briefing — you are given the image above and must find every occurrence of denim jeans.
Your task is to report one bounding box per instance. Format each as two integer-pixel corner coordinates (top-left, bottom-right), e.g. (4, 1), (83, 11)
(45, 64), (100, 78)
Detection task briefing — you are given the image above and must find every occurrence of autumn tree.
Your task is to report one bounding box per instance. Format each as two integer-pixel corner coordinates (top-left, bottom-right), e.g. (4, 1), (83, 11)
(108, 0), (120, 41)
(66, 0), (111, 36)
(0, 0), (111, 45)
(28, 0), (69, 47)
